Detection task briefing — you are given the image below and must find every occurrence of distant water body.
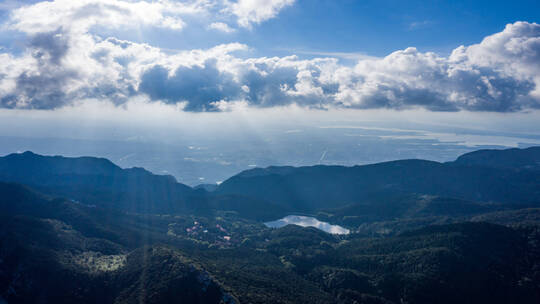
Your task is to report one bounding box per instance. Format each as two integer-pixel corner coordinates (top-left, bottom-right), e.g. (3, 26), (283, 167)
(265, 215), (350, 235)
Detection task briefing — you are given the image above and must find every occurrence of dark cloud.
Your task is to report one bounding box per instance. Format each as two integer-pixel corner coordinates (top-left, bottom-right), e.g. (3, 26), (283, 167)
(338, 67), (536, 112)
(346, 85), (459, 112)
(139, 60), (243, 111)
(1, 29), (79, 109)
(138, 61), (336, 110)
(15, 69), (77, 109)
(29, 29), (69, 65)
(453, 69), (536, 112)
(242, 67), (297, 107)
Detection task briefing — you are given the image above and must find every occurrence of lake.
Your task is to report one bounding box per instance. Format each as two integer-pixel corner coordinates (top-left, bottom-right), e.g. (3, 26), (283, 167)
(264, 215), (350, 235)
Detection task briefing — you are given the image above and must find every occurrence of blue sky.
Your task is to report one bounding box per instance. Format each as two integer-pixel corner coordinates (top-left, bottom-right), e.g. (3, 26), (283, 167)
(234, 0), (540, 57)
(2, 0), (539, 58)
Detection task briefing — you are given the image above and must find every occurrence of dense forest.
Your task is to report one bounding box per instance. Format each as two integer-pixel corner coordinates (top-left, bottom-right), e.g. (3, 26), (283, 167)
(1, 147), (540, 303)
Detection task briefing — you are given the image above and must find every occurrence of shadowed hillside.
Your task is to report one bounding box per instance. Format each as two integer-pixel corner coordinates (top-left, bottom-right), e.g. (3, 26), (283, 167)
(216, 148), (540, 212)
(1, 147), (540, 303)
(0, 151), (197, 214)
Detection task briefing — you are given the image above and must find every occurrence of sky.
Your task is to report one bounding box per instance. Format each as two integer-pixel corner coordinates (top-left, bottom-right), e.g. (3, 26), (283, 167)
(0, 0), (539, 184)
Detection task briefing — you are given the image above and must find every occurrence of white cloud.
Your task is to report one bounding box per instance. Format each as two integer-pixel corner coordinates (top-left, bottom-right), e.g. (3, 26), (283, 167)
(5, 0), (209, 34)
(208, 22), (236, 33)
(325, 22), (540, 111)
(226, 0), (295, 28)
(449, 21), (540, 99)
(4, 0), (294, 34)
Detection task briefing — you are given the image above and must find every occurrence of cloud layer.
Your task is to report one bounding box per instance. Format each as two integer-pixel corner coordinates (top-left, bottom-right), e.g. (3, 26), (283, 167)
(0, 0), (539, 112)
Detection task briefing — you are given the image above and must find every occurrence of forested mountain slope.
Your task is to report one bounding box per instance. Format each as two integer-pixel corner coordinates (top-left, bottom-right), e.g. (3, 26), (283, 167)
(216, 147), (540, 212)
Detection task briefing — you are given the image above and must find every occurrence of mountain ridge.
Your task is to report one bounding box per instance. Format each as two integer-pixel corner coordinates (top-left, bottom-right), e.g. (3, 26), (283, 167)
(216, 154), (540, 211)
(0, 151), (196, 214)
(2, 146), (540, 218)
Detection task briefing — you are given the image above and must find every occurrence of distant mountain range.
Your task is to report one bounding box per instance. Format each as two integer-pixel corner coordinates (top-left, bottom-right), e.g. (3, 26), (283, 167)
(454, 147), (540, 170)
(216, 146), (540, 211)
(1, 147), (539, 218)
(0, 151), (285, 219)
(0, 151), (195, 214)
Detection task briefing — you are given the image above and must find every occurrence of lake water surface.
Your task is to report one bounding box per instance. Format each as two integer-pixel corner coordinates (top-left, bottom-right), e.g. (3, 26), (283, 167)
(264, 215), (350, 235)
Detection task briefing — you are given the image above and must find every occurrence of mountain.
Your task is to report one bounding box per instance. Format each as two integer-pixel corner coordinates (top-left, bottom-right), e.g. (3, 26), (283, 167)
(267, 222), (540, 304)
(0, 152), (286, 219)
(0, 182), (236, 304)
(216, 147), (540, 212)
(3, 147), (538, 218)
(2, 147), (540, 303)
(315, 193), (503, 227)
(1, 221), (232, 304)
(2, 182), (539, 304)
(194, 183), (219, 192)
(454, 146), (540, 170)
(0, 151), (198, 214)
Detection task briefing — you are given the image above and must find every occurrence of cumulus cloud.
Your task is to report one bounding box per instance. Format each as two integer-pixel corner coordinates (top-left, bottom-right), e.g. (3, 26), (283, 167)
(208, 22), (236, 33)
(3, 0), (293, 34)
(0, 29), (81, 109)
(0, 0), (539, 113)
(5, 0), (207, 34)
(139, 60), (242, 111)
(325, 22), (540, 111)
(225, 0), (296, 28)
